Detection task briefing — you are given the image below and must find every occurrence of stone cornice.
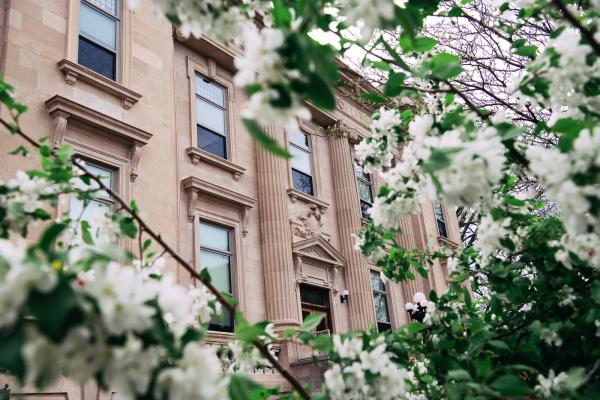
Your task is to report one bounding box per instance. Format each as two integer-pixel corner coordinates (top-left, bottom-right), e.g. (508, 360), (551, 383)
(45, 95), (152, 145)
(57, 59), (142, 110)
(186, 147), (246, 180)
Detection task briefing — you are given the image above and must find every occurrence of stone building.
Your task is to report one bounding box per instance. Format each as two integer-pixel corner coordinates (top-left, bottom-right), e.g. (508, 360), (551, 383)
(0, 0), (460, 397)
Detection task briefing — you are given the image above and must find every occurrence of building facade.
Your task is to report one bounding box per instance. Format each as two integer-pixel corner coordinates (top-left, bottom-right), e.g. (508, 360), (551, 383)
(0, 0), (460, 397)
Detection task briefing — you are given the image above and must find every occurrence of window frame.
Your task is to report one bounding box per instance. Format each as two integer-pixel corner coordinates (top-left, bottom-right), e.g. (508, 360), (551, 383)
(299, 284), (333, 334)
(433, 201), (449, 239)
(287, 126), (320, 198)
(186, 57), (242, 170)
(69, 159), (116, 219)
(195, 73), (229, 159)
(77, 0), (120, 81)
(370, 270), (392, 332)
(354, 160), (374, 220)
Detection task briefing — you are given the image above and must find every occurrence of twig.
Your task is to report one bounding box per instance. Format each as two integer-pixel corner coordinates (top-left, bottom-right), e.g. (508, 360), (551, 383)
(551, 0), (600, 56)
(0, 118), (311, 400)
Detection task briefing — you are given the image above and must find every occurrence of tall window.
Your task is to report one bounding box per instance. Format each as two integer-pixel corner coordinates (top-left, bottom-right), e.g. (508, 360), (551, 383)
(78, 0), (119, 80)
(355, 161), (374, 219)
(300, 285), (331, 333)
(433, 201), (448, 238)
(69, 162), (114, 224)
(370, 271), (391, 332)
(199, 222), (234, 332)
(289, 131), (314, 196)
(196, 74), (228, 159)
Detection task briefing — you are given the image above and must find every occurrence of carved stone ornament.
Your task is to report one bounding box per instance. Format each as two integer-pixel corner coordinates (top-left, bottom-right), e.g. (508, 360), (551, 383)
(291, 204), (324, 239)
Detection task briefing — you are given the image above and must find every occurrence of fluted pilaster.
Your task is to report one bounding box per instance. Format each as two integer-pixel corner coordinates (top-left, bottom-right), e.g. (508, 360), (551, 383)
(256, 124), (301, 331)
(329, 135), (376, 330)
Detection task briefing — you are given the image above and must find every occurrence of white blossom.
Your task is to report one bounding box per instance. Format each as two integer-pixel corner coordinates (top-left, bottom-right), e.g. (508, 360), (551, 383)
(535, 370), (569, 398)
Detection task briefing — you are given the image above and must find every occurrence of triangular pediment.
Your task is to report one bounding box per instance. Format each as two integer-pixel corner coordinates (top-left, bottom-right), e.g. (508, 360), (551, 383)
(292, 236), (346, 267)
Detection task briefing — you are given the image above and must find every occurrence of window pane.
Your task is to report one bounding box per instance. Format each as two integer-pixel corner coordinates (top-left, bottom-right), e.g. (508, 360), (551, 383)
(69, 198), (110, 226)
(197, 98), (225, 135)
(354, 162), (370, 181)
(373, 293), (391, 323)
(300, 286), (327, 306)
(197, 126), (227, 158)
(196, 75), (225, 106)
(200, 250), (231, 293)
(290, 146), (312, 175)
(433, 202), (445, 222)
(437, 219), (448, 238)
(289, 130), (309, 150)
(199, 223), (229, 251)
(72, 162), (112, 199)
(357, 180), (373, 204)
(377, 321), (392, 332)
(292, 169), (314, 196)
(360, 200), (371, 220)
(209, 307), (233, 332)
(87, 0), (118, 16)
(370, 271), (386, 291)
(80, 2), (117, 50)
(78, 36), (116, 80)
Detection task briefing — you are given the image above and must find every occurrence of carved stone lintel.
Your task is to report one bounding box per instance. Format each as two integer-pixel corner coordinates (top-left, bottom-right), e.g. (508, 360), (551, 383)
(130, 144), (142, 182)
(50, 111), (69, 149)
(186, 189), (199, 222)
(241, 207), (250, 237)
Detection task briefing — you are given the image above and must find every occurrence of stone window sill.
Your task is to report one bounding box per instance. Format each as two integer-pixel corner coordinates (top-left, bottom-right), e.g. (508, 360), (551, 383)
(287, 188), (330, 212)
(57, 59), (142, 110)
(438, 235), (459, 248)
(205, 330), (235, 346)
(186, 146), (246, 181)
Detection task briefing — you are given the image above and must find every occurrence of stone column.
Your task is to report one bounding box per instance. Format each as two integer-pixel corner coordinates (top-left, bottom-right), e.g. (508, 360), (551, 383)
(329, 135), (376, 330)
(256, 124), (301, 332)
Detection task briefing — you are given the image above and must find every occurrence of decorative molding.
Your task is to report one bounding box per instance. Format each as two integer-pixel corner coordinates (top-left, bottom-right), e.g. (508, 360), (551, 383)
(182, 176), (256, 224)
(290, 204), (331, 241)
(186, 147), (246, 180)
(286, 188), (330, 211)
(207, 57), (217, 79)
(57, 59), (142, 109)
(50, 110), (69, 148)
(437, 236), (460, 249)
(292, 236), (346, 267)
(45, 95), (152, 182)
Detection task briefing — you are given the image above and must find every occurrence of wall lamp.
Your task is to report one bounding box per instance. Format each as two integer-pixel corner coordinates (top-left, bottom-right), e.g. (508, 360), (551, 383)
(340, 289), (349, 303)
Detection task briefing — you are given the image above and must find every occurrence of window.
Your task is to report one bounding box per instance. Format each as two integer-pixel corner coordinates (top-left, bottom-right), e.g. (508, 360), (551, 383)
(300, 285), (332, 333)
(289, 131), (314, 196)
(69, 162), (115, 225)
(78, 0), (119, 80)
(370, 271), (391, 332)
(355, 161), (374, 219)
(433, 201), (448, 238)
(199, 222), (234, 332)
(195, 74), (228, 159)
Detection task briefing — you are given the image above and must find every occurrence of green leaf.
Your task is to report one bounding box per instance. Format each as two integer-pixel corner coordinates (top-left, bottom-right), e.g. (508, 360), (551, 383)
(0, 321), (26, 381)
(407, 321), (426, 334)
(490, 375), (531, 396)
(28, 278), (83, 342)
(444, 92), (455, 106)
(413, 37), (438, 53)
(514, 45), (538, 57)
(429, 52), (464, 80)
(200, 267), (212, 283)
(39, 222), (67, 254)
(384, 71), (407, 96)
(447, 369), (472, 381)
(272, 0), (292, 27)
(447, 6), (463, 16)
(300, 313), (325, 332)
(235, 320), (269, 342)
(242, 119), (291, 158)
(228, 375), (265, 400)
(80, 220), (94, 245)
(361, 92), (388, 104)
(306, 72), (336, 109)
(118, 216), (138, 239)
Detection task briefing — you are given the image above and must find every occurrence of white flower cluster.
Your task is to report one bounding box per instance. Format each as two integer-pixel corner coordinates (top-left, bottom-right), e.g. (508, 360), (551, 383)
(355, 107), (401, 174)
(324, 335), (409, 400)
(477, 214), (512, 260)
(0, 170), (63, 234)
(234, 25), (310, 132)
(535, 369), (569, 398)
(528, 127), (600, 269)
(141, 0), (251, 43)
(527, 28), (600, 124)
(339, 0), (407, 39)
(156, 343), (229, 400)
(0, 240), (58, 329)
(359, 111), (506, 230)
